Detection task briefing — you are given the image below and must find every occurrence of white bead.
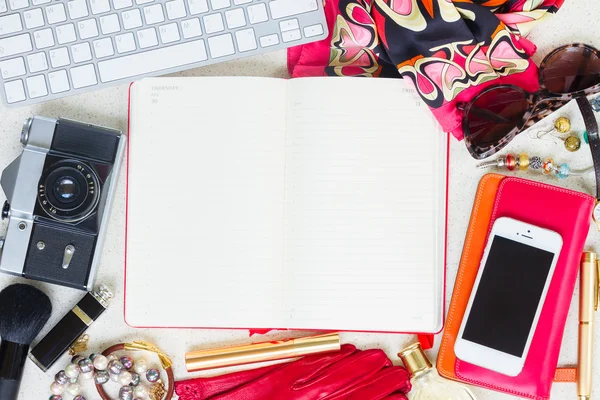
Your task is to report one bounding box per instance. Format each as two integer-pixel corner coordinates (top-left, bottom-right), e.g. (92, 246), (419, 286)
(65, 363), (80, 378)
(93, 355), (109, 370)
(118, 370), (133, 386)
(66, 382), (81, 396)
(50, 382), (65, 395)
(81, 371), (95, 380)
(133, 358), (148, 374)
(134, 384), (149, 398)
(110, 372), (120, 382)
(108, 354), (118, 361)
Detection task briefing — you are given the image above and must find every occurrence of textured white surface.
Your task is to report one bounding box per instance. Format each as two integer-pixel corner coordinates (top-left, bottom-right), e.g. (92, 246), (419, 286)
(0, 1), (598, 397)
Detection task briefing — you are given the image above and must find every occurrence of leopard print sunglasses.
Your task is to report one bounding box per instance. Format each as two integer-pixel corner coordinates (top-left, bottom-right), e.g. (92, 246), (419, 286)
(460, 43), (600, 160)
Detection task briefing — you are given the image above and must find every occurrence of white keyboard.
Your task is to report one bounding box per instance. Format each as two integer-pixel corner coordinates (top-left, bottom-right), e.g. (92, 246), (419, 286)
(0, 0), (327, 106)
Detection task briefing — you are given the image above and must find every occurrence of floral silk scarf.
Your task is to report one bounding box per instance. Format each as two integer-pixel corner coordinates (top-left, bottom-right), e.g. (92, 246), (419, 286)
(288, 0), (565, 139)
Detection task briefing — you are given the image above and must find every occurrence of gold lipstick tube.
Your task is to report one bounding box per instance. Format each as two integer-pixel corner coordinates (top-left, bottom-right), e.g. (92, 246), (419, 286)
(578, 252), (597, 400)
(185, 332), (340, 372)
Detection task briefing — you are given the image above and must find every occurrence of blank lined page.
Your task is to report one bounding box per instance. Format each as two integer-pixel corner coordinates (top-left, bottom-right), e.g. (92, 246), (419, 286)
(284, 78), (447, 332)
(126, 77), (288, 329)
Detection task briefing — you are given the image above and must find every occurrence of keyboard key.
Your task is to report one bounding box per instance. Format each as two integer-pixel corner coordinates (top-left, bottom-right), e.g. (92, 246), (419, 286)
(166, 0), (185, 20)
(70, 63), (97, 88)
(235, 28), (256, 52)
(0, 57), (25, 79)
(259, 33), (279, 47)
(181, 17), (201, 38)
(122, 9), (142, 29)
(98, 39), (207, 82)
(0, 13), (22, 35)
(225, 8), (245, 29)
(34, 28), (54, 48)
(269, 0), (318, 19)
(207, 33), (233, 58)
(71, 42), (92, 62)
(56, 23), (76, 44)
(26, 74), (47, 98)
(49, 47), (70, 67)
(32, 0), (50, 4)
(26, 51), (47, 72)
(93, 37), (114, 58)
(46, 4), (67, 24)
(143, 4), (164, 24)
(303, 23), (323, 38)
(136, 0), (153, 4)
(100, 14), (120, 34)
(8, 0), (28, 11)
(77, 19), (99, 39)
(281, 29), (300, 42)
(210, 0), (229, 10)
(48, 69), (69, 93)
(4, 79), (25, 103)
(203, 13), (223, 34)
(233, 0), (251, 4)
(112, 0), (132, 9)
(0, 0), (6, 12)
(0, 33), (31, 57)
(187, 0), (208, 15)
(90, 0), (110, 14)
(159, 23), (179, 43)
(247, 4), (267, 24)
(67, 0), (89, 19)
(137, 27), (157, 48)
(24, 8), (44, 29)
(279, 19), (298, 32)
(115, 32), (135, 53)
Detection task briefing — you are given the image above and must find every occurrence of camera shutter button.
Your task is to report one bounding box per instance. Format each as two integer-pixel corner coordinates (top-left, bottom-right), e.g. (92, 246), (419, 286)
(62, 245), (76, 269)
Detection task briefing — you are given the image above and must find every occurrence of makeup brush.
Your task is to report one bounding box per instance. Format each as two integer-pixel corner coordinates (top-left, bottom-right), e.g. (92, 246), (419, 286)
(0, 284), (52, 400)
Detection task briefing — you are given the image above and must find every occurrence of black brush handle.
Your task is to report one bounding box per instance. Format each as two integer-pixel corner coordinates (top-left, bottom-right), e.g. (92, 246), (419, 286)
(0, 341), (28, 400)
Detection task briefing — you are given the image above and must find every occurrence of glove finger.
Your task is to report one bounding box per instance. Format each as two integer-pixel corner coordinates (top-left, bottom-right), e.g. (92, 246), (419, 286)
(174, 364), (283, 400)
(328, 366), (411, 400)
(294, 349), (392, 394)
(382, 394), (409, 400)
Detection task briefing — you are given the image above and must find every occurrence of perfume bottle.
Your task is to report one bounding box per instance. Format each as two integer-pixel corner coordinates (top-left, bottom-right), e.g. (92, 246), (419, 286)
(399, 343), (476, 400)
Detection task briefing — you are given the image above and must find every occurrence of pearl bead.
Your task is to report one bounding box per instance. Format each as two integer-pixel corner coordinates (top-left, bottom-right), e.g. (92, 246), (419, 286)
(71, 355), (84, 364)
(129, 372), (140, 387)
(66, 382), (81, 396)
(69, 377), (78, 384)
(134, 384), (149, 398)
(50, 382), (65, 395)
(54, 370), (69, 385)
(49, 396), (62, 400)
(65, 363), (80, 379)
(93, 355), (109, 370)
(109, 359), (125, 374)
(81, 371), (94, 380)
(94, 370), (110, 385)
(73, 396), (87, 400)
(133, 358), (148, 375)
(146, 368), (159, 383)
(120, 356), (134, 370)
(111, 372), (121, 382)
(118, 370), (133, 386)
(108, 354), (118, 362)
(78, 358), (94, 373)
(119, 386), (134, 400)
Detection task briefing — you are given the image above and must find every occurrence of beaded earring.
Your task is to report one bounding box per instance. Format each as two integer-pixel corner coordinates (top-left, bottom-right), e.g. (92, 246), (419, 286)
(477, 153), (593, 179)
(530, 117), (582, 152)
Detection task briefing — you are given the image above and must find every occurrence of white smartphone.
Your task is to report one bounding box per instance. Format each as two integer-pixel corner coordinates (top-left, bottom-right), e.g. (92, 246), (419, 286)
(454, 217), (562, 377)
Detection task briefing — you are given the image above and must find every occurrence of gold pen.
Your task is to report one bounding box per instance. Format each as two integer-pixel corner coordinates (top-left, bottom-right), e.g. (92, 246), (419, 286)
(578, 252), (598, 400)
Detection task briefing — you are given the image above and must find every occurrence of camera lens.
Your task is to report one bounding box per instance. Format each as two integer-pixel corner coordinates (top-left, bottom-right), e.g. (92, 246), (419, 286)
(37, 160), (100, 222)
(53, 177), (80, 202)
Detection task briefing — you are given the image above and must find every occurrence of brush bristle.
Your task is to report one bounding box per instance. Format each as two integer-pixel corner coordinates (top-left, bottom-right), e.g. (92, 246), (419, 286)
(0, 284), (52, 345)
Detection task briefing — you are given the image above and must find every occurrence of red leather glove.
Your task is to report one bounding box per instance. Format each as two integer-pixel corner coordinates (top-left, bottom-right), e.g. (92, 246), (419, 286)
(176, 344), (411, 400)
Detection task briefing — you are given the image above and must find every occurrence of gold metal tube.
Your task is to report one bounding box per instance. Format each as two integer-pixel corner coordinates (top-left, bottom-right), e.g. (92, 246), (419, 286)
(578, 252), (597, 400)
(185, 332), (340, 372)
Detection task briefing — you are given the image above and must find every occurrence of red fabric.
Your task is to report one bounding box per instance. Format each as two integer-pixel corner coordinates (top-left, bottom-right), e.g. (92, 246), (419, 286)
(176, 344), (411, 400)
(417, 334), (434, 350)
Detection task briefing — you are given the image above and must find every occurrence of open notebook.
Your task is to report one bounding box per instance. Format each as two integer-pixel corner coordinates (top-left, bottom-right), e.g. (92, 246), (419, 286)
(126, 77), (448, 333)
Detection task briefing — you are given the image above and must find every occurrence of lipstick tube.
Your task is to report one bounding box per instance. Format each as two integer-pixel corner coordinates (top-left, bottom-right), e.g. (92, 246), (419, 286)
(185, 332), (340, 372)
(29, 285), (113, 372)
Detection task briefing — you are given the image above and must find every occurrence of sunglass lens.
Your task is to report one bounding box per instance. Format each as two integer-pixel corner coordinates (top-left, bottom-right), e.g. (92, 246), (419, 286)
(467, 87), (528, 153)
(542, 46), (600, 93)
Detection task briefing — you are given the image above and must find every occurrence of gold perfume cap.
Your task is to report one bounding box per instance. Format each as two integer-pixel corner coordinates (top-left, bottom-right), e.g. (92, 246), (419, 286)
(398, 342), (432, 378)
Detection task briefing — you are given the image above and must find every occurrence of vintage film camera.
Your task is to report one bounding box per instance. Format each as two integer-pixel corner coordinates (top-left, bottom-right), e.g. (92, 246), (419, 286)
(0, 116), (125, 290)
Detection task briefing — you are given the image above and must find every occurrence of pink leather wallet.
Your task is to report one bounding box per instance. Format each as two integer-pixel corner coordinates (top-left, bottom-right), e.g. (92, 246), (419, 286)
(454, 177), (595, 399)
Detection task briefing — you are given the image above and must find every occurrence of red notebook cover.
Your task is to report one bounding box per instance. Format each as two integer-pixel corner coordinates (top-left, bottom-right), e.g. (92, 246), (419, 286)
(454, 177), (594, 399)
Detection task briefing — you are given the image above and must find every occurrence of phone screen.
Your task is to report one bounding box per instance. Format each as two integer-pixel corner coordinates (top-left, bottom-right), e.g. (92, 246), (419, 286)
(462, 235), (555, 357)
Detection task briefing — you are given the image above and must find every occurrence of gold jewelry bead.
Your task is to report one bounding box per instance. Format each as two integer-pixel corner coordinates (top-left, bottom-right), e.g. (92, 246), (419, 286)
(518, 153), (529, 170)
(554, 117), (571, 133)
(564, 135), (581, 152)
